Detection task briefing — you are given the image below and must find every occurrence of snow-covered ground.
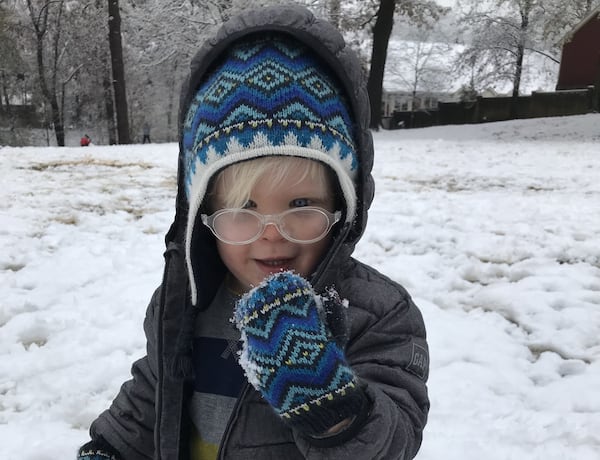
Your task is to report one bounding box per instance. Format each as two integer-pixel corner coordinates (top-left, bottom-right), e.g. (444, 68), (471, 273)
(1, 114), (599, 459)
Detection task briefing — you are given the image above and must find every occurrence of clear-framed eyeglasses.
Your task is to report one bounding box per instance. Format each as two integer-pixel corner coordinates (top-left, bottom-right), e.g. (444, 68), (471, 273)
(201, 206), (342, 245)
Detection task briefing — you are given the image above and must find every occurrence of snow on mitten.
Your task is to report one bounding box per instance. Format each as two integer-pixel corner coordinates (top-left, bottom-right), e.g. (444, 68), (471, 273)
(234, 271), (365, 435)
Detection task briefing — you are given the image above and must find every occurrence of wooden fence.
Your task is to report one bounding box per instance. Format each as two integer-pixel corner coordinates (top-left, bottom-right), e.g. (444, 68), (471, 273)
(385, 86), (598, 129)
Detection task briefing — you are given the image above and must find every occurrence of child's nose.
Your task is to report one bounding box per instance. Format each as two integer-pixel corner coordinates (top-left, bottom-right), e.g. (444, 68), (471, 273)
(261, 222), (285, 241)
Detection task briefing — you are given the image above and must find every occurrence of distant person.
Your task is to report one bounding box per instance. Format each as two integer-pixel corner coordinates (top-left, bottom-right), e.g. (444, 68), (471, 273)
(142, 123), (151, 143)
(80, 134), (91, 147)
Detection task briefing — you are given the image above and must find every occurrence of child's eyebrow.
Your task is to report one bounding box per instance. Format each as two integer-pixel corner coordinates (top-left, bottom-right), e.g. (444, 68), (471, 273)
(289, 195), (334, 206)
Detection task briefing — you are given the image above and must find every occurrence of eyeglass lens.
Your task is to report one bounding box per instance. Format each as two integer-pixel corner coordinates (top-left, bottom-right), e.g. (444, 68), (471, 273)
(212, 208), (331, 243)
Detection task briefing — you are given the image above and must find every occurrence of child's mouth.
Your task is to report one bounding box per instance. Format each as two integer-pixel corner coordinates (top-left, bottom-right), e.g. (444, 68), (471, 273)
(256, 258), (291, 272)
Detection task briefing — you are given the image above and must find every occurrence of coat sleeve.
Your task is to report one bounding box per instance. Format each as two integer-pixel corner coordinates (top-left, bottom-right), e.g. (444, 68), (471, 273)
(87, 287), (162, 460)
(295, 261), (430, 459)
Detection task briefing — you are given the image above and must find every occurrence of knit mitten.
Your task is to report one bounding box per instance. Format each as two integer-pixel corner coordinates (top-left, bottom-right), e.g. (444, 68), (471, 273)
(77, 440), (120, 460)
(234, 271), (365, 435)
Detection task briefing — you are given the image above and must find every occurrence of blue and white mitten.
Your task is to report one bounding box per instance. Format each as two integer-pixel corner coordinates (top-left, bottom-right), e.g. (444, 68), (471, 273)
(234, 271), (366, 435)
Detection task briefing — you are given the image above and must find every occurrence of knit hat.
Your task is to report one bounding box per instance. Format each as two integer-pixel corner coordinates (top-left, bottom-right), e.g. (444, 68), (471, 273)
(182, 33), (358, 305)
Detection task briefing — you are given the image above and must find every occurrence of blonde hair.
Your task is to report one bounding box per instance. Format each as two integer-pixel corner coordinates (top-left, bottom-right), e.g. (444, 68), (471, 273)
(208, 156), (335, 210)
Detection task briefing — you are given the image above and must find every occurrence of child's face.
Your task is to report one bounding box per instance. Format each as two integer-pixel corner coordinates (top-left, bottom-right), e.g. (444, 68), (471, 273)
(213, 161), (336, 293)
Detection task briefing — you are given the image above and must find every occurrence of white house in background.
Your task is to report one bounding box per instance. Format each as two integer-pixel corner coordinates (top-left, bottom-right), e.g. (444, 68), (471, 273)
(381, 91), (443, 117)
(381, 38), (559, 117)
(381, 39), (466, 117)
(381, 88), (501, 117)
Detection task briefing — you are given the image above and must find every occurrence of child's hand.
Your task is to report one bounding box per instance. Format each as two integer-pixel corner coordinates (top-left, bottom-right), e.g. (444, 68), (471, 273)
(234, 271), (365, 435)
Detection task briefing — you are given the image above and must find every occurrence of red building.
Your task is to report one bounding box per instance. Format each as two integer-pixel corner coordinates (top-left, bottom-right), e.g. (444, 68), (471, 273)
(556, 7), (600, 90)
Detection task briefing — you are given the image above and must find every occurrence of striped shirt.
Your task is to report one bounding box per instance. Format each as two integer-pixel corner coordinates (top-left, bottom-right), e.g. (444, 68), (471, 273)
(189, 283), (245, 459)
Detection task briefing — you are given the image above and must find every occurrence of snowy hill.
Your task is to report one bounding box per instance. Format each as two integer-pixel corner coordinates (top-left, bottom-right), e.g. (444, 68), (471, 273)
(1, 114), (599, 459)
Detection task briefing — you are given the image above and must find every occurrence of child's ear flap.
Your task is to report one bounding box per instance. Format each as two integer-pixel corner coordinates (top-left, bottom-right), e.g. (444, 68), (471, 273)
(190, 216), (227, 309)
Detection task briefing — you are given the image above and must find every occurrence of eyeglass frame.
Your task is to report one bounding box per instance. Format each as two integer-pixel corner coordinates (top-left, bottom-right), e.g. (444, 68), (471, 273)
(201, 206), (342, 245)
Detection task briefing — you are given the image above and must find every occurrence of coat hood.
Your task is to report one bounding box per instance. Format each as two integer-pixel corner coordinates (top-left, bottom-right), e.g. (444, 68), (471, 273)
(171, 4), (375, 305)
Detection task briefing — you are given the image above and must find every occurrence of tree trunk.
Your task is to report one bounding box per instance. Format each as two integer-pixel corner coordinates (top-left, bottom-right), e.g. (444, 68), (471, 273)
(511, 2), (531, 118)
(108, 0), (130, 144)
(166, 59), (179, 143)
(28, 0), (66, 146)
(103, 66), (117, 145)
(1, 70), (9, 112)
(594, 59), (600, 112)
(328, 0), (342, 29)
(35, 29), (65, 146)
(510, 42), (524, 118)
(367, 0), (395, 130)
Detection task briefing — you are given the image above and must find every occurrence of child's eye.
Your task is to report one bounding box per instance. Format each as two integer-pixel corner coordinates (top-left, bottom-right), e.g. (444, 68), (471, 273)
(290, 198), (311, 208)
(242, 200), (257, 209)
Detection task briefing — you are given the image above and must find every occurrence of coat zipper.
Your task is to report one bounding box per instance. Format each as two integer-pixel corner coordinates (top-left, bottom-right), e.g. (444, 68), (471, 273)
(216, 383), (252, 459)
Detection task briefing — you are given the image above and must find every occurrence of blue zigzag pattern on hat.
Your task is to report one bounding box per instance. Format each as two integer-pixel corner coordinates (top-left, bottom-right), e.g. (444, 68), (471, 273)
(235, 272), (356, 418)
(182, 34), (357, 199)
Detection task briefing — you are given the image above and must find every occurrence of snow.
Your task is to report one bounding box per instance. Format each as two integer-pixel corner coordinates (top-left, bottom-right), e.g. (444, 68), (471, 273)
(1, 114), (600, 459)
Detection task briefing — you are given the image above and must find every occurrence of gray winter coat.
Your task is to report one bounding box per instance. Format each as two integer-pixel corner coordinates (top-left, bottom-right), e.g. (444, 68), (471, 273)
(88, 4), (429, 460)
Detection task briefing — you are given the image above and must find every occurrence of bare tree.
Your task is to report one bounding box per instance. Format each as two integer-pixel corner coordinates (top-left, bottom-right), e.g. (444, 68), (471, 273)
(541, 0), (600, 47)
(512, 1), (535, 102)
(102, 58), (118, 145)
(0, 4), (25, 112)
(122, 0), (225, 143)
(367, 0), (395, 129)
(386, 30), (452, 125)
(366, 0), (448, 129)
(25, 0), (68, 146)
(108, 0), (130, 144)
(454, 0), (599, 106)
(6, 0), (457, 143)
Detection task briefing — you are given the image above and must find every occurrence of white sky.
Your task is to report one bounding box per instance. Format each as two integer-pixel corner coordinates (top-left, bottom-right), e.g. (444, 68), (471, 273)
(1, 114), (599, 459)
(436, 0), (456, 6)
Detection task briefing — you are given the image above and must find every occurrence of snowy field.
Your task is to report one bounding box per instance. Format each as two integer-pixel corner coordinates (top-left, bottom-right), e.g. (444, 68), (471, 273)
(1, 114), (599, 459)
